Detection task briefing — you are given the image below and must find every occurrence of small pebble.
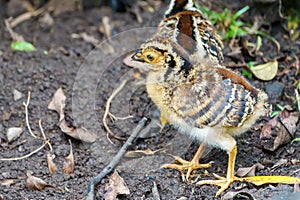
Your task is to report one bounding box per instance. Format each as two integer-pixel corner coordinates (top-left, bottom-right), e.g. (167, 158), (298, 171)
(265, 81), (284, 100)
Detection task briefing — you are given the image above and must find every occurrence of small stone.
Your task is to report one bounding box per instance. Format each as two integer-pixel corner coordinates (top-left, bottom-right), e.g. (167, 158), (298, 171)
(6, 127), (23, 143)
(265, 81), (284, 100)
(13, 89), (23, 101)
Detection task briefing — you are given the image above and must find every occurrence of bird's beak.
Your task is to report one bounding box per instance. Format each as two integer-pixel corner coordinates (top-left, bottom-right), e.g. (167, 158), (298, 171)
(132, 50), (145, 62)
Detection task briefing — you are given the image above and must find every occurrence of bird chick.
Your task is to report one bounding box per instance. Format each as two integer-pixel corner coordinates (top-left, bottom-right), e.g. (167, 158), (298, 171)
(132, 37), (300, 196)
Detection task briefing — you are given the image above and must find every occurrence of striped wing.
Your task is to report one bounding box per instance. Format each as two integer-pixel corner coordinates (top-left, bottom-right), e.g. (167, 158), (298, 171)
(170, 71), (257, 128)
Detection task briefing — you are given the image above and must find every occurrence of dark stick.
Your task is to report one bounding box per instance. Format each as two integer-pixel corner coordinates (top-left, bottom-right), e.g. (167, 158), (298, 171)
(86, 117), (148, 200)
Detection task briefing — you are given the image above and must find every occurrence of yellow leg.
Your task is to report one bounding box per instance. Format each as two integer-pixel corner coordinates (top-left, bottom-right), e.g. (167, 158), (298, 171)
(163, 143), (212, 180)
(198, 145), (300, 196)
(197, 145), (237, 196)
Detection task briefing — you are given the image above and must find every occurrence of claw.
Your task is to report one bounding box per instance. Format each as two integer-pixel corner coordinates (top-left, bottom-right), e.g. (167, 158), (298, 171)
(162, 143), (212, 180)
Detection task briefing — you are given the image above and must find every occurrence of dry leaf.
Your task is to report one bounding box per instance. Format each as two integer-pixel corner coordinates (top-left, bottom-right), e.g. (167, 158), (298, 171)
(49, 88), (98, 143)
(279, 109), (299, 136)
(125, 148), (166, 158)
(104, 171), (130, 200)
(47, 153), (58, 174)
(236, 163), (265, 177)
(6, 127), (23, 143)
(260, 117), (277, 139)
(26, 173), (50, 190)
(48, 87), (66, 121)
(63, 140), (75, 174)
(260, 108), (297, 151)
(58, 119), (98, 143)
(1, 179), (14, 186)
(250, 60), (278, 81)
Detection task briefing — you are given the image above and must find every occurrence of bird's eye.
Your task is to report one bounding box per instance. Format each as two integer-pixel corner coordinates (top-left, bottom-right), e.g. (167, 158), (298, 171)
(147, 55), (154, 61)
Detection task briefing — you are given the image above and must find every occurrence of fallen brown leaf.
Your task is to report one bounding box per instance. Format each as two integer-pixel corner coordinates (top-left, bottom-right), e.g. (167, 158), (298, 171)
(236, 163), (265, 177)
(58, 119), (98, 143)
(260, 108), (298, 151)
(26, 173), (50, 190)
(279, 109), (299, 136)
(48, 87), (66, 121)
(49, 87), (98, 143)
(1, 179), (14, 186)
(47, 153), (58, 174)
(63, 140), (75, 174)
(104, 171), (130, 200)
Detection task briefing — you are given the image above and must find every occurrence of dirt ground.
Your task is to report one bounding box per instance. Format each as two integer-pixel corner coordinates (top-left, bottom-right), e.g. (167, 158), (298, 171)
(0, 0), (299, 199)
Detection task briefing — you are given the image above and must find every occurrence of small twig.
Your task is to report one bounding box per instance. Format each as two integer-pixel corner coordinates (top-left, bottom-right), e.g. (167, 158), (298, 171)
(39, 119), (53, 153)
(103, 79), (129, 142)
(86, 117), (147, 200)
(23, 91), (39, 139)
(0, 141), (48, 161)
(9, 139), (28, 150)
(108, 112), (133, 122)
(4, 18), (24, 41)
(0, 91), (53, 161)
(10, 7), (46, 28)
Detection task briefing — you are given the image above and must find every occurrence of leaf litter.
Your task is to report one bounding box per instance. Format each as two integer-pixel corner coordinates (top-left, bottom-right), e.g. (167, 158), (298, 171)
(26, 172), (52, 191)
(260, 107), (299, 151)
(47, 153), (58, 174)
(63, 140), (75, 174)
(48, 87), (98, 143)
(104, 170), (130, 200)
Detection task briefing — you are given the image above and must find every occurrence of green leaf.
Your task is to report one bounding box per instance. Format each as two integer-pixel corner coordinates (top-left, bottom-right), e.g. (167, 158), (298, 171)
(291, 137), (300, 144)
(233, 5), (250, 21)
(271, 110), (281, 118)
(248, 61), (257, 68)
(242, 69), (252, 79)
(11, 41), (36, 52)
(276, 104), (285, 111)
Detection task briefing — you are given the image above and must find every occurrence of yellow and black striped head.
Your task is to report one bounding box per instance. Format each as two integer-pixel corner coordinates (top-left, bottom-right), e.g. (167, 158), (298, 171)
(132, 38), (193, 73)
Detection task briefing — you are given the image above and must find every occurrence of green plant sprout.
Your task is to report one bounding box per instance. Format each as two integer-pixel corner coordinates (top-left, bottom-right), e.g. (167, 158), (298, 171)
(195, 4), (278, 44)
(196, 4), (250, 40)
(270, 104), (285, 118)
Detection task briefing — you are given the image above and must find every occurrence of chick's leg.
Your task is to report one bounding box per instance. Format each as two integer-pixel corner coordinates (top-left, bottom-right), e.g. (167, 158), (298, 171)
(198, 145), (300, 197)
(163, 143), (212, 181)
(197, 144), (237, 196)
